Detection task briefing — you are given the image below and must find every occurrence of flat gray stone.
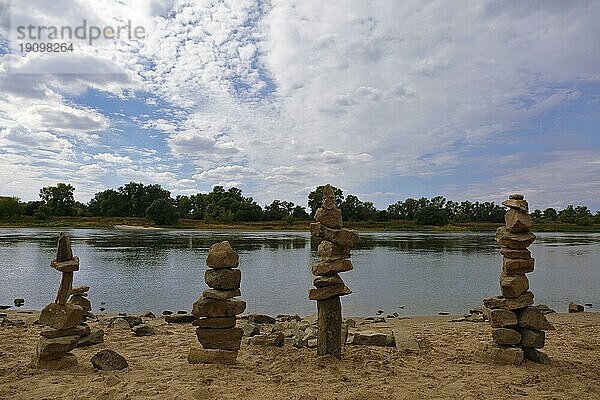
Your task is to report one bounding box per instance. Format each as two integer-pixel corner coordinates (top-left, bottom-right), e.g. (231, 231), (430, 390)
(393, 330), (420, 352)
(489, 309), (517, 328)
(76, 329), (104, 347)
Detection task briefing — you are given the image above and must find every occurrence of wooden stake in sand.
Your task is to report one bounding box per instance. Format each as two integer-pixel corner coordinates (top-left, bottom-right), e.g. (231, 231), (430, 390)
(309, 184), (359, 359)
(316, 296), (342, 357)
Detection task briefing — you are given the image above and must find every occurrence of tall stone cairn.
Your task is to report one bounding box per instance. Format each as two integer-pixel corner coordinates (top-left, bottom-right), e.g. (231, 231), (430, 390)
(481, 194), (555, 365)
(189, 241), (246, 364)
(309, 184), (360, 359)
(31, 233), (88, 370)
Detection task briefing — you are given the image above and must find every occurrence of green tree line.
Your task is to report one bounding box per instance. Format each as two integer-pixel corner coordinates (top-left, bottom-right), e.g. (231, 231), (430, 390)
(1, 183), (599, 226)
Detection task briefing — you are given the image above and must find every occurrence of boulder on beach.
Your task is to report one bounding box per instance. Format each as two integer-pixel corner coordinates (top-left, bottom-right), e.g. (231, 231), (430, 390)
(132, 324), (155, 336)
(91, 349), (128, 370)
(569, 302), (584, 313)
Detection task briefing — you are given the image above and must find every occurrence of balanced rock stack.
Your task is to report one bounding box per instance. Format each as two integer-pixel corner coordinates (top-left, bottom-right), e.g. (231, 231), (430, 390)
(31, 233), (87, 370)
(309, 184), (360, 359)
(68, 285), (92, 312)
(482, 194), (555, 365)
(189, 241), (246, 364)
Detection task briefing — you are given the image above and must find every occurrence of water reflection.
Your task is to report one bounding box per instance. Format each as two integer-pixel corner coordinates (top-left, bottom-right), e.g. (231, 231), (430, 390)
(0, 228), (598, 316)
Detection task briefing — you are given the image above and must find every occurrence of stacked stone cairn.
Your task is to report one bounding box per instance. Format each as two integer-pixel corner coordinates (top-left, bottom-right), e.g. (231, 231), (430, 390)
(68, 285), (92, 313)
(31, 233), (87, 370)
(309, 184), (360, 359)
(482, 194), (555, 365)
(189, 241), (246, 364)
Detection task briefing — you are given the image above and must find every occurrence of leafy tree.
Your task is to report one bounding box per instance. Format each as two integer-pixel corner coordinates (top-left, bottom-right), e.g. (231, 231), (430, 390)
(145, 198), (179, 225)
(557, 205), (576, 223)
(0, 196), (23, 219)
(73, 201), (90, 217)
(557, 205), (593, 225)
(39, 183), (76, 216)
(264, 199), (296, 221)
(543, 208), (558, 221)
(340, 195), (378, 221)
(530, 209), (543, 222)
(198, 186), (263, 222)
(307, 185), (344, 216)
(188, 194), (206, 219)
(24, 201), (44, 216)
(175, 195), (192, 219)
(235, 201), (263, 221)
(88, 189), (125, 216)
(402, 198), (421, 220)
(119, 182), (171, 217)
(34, 204), (51, 220)
(261, 199), (310, 221)
(414, 206), (449, 226)
(291, 205), (311, 220)
(88, 182), (171, 217)
(573, 206), (593, 226)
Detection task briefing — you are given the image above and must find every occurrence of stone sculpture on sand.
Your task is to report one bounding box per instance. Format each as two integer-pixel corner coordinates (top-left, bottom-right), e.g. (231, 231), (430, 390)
(309, 184), (360, 359)
(480, 194), (555, 365)
(189, 241), (246, 364)
(31, 233), (88, 369)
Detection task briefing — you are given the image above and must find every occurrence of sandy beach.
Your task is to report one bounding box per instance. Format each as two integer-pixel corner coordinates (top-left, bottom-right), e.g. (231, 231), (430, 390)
(0, 310), (599, 400)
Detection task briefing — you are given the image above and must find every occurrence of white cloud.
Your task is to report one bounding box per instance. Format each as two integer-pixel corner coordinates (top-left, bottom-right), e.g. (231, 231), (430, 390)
(78, 164), (106, 177)
(443, 151), (600, 210)
(115, 166), (196, 190)
(93, 153), (132, 164)
(194, 165), (259, 182)
(0, 126), (72, 153)
(1, 1), (599, 208)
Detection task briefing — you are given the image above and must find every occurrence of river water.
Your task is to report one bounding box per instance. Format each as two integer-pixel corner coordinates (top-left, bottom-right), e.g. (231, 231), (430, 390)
(0, 228), (597, 316)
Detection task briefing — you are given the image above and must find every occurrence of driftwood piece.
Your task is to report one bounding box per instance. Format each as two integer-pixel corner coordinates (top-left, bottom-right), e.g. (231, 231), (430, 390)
(55, 272), (73, 304)
(317, 296), (342, 359)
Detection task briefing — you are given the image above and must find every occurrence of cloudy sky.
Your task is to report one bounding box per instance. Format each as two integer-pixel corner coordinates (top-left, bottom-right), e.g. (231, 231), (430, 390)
(0, 0), (598, 211)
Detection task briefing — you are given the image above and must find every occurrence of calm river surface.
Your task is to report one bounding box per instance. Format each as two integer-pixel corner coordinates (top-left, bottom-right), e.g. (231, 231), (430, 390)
(0, 228), (598, 316)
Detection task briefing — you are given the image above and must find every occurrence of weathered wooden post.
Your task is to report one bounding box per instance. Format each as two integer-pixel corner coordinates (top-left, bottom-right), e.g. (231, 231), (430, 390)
(309, 184), (359, 358)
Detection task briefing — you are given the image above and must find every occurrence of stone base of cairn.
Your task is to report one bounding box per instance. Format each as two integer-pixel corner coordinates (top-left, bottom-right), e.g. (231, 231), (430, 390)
(309, 184), (360, 359)
(188, 241), (246, 364)
(480, 194), (555, 365)
(31, 233), (89, 370)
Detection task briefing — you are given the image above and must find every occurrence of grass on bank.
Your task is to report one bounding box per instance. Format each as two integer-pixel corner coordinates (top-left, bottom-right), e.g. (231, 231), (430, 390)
(0, 216), (599, 232)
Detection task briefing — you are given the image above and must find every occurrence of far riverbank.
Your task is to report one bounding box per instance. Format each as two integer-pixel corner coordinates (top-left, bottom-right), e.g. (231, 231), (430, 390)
(1, 216), (599, 232)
